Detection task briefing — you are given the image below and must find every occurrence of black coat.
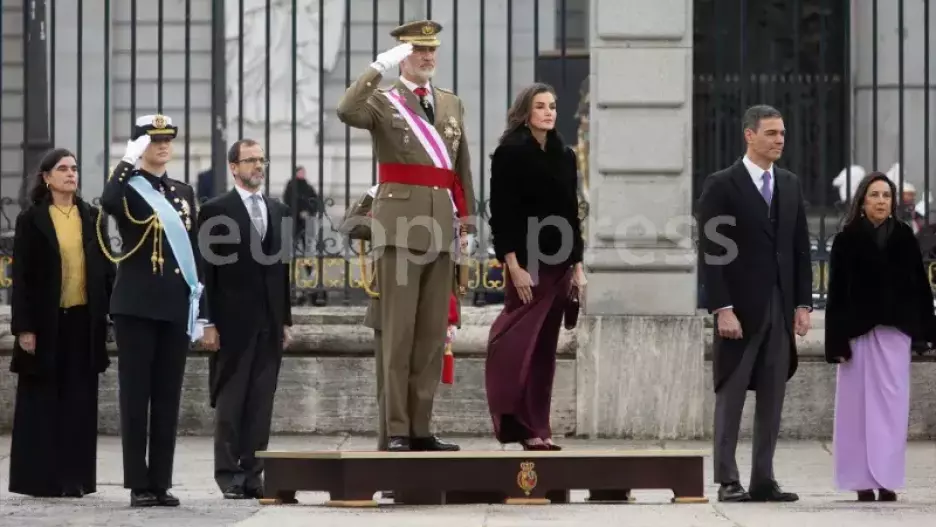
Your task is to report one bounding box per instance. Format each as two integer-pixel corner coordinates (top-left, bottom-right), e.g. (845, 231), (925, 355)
(196, 189), (293, 407)
(488, 127), (584, 268)
(100, 160), (208, 324)
(9, 197), (114, 376)
(697, 159), (813, 391)
(824, 217), (936, 362)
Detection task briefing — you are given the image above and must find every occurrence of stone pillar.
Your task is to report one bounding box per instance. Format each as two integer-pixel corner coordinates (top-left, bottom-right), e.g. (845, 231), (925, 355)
(576, 0), (704, 439)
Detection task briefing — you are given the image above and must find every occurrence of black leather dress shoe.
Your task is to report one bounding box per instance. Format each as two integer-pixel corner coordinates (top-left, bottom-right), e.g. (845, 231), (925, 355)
(749, 481), (798, 502)
(857, 490), (875, 501)
(153, 489), (180, 507)
(717, 482), (750, 502)
(130, 490), (159, 507)
(387, 436), (411, 451)
(412, 436), (460, 451)
(244, 487), (263, 499)
(223, 485), (247, 499)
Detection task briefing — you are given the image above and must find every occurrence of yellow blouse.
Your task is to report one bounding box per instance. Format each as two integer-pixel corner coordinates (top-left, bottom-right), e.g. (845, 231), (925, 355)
(49, 205), (87, 307)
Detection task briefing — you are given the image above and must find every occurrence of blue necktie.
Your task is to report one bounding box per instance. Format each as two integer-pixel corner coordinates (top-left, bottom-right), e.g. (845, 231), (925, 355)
(761, 171), (773, 206)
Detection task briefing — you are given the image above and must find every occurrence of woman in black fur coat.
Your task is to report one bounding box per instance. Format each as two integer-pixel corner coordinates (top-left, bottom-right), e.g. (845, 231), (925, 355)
(825, 171), (936, 502)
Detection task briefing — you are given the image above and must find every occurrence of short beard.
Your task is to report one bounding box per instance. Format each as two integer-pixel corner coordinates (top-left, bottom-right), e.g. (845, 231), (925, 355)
(238, 172), (263, 190)
(406, 67), (435, 84)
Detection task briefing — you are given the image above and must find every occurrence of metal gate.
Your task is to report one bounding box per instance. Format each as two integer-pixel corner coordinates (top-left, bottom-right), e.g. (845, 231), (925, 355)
(693, 0), (936, 307)
(0, 0), (586, 306)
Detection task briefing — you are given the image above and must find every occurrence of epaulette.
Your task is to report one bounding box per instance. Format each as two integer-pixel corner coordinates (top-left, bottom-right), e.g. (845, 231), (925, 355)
(435, 86), (455, 95)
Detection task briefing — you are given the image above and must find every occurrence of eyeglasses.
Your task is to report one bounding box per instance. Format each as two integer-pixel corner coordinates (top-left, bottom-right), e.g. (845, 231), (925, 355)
(237, 157), (269, 167)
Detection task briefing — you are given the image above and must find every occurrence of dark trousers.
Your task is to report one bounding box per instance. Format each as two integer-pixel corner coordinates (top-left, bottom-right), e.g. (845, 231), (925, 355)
(113, 314), (189, 491)
(213, 322), (282, 492)
(713, 287), (791, 487)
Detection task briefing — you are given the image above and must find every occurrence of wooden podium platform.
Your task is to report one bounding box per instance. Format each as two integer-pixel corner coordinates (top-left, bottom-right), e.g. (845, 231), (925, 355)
(255, 448), (708, 506)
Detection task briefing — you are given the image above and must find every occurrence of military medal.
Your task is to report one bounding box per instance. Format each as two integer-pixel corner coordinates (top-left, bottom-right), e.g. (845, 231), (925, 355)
(179, 199), (191, 230)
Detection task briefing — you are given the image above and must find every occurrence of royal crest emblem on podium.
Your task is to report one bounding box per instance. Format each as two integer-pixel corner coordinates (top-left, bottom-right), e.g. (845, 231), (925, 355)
(516, 461), (538, 496)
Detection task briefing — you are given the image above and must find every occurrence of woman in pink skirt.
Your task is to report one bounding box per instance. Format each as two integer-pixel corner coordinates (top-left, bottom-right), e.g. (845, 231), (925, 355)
(825, 171), (936, 502)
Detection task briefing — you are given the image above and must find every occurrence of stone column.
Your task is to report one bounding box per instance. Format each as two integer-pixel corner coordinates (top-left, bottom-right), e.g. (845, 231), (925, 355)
(576, 0), (704, 439)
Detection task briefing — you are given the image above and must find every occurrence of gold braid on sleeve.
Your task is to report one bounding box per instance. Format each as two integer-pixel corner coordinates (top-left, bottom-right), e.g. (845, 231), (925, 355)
(95, 165), (165, 273)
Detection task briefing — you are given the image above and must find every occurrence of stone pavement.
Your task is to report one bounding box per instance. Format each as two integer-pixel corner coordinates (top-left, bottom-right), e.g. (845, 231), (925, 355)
(0, 435), (934, 526)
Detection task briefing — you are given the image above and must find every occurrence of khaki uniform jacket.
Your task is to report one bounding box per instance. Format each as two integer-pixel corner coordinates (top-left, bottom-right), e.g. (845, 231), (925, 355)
(336, 66), (476, 254)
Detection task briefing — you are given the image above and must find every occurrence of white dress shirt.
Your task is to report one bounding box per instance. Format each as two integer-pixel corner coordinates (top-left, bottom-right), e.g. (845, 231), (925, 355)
(235, 184), (267, 238)
(742, 155), (775, 198)
(399, 76), (434, 109)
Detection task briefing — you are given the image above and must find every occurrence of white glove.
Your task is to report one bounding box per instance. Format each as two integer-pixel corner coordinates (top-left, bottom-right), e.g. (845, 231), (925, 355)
(122, 134), (151, 165)
(370, 43), (413, 73)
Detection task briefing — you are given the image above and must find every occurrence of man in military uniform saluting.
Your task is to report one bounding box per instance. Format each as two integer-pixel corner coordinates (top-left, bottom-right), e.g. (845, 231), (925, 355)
(99, 114), (207, 507)
(338, 20), (475, 452)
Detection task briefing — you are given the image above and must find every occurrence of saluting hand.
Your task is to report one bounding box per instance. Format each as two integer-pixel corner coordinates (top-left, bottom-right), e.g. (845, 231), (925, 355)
(121, 134), (151, 165)
(373, 43), (413, 71)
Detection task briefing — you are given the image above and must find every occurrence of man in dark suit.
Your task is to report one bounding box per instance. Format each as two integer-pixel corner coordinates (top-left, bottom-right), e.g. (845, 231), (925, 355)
(100, 114), (207, 508)
(197, 138), (292, 500)
(698, 104), (813, 503)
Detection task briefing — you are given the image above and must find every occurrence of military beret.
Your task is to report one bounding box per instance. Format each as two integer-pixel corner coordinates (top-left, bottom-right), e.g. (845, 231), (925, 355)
(132, 114), (179, 141)
(390, 19), (443, 48)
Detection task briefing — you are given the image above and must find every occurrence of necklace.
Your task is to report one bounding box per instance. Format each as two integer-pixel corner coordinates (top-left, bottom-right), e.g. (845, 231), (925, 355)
(53, 204), (75, 218)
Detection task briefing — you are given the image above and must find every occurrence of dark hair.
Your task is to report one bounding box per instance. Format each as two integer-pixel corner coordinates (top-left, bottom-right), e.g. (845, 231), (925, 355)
(227, 138), (260, 164)
(498, 82), (558, 145)
(843, 171), (897, 227)
(742, 104), (783, 134)
(29, 148), (78, 205)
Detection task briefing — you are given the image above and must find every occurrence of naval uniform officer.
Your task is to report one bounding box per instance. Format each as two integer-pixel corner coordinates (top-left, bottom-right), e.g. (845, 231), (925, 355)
(337, 19), (476, 452)
(98, 114), (208, 507)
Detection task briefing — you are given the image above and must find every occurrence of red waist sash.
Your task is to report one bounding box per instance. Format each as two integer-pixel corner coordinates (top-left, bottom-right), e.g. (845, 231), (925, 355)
(377, 163), (468, 218)
(378, 163), (456, 188)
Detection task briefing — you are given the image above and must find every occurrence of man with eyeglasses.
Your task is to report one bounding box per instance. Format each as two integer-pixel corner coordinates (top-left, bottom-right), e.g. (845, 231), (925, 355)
(196, 138), (293, 500)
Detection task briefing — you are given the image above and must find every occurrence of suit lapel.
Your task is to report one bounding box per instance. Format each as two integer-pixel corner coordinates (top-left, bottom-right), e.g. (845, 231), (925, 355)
(77, 200), (96, 252)
(394, 79), (432, 124)
(431, 87), (444, 129)
(225, 189), (253, 241)
(267, 201), (281, 252)
(728, 159), (773, 238)
(33, 202), (60, 254)
(776, 169), (797, 240)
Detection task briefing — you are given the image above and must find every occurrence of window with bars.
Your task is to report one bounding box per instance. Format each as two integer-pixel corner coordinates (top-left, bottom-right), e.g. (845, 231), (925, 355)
(556, 0), (589, 51)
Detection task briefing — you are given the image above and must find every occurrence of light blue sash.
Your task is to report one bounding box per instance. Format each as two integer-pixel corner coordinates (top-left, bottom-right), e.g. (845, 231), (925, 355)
(127, 176), (205, 342)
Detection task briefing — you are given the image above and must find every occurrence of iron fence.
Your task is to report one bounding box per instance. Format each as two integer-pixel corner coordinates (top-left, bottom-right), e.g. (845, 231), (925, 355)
(2, 0), (936, 309)
(693, 0), (936, 309)
(0, 0), (587, 306)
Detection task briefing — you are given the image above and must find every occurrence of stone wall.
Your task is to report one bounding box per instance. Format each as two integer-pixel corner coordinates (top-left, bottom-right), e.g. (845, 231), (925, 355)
(1, 305), (935, 439)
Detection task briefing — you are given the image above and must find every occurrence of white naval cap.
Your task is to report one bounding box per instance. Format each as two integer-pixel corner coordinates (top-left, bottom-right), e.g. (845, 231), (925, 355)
(132, 113), (178, 141)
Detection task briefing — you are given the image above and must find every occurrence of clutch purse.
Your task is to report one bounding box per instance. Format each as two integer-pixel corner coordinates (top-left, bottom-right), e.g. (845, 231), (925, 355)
(564, 287), (580, 330)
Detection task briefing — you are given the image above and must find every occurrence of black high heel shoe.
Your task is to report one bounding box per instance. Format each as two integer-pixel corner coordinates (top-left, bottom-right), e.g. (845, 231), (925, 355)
(878, 489), (897, 501)
(521, 440), (549, 451)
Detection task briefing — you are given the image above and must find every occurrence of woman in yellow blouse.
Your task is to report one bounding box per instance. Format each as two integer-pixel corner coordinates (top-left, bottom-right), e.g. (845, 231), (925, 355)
(8, 148), (114, 498)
